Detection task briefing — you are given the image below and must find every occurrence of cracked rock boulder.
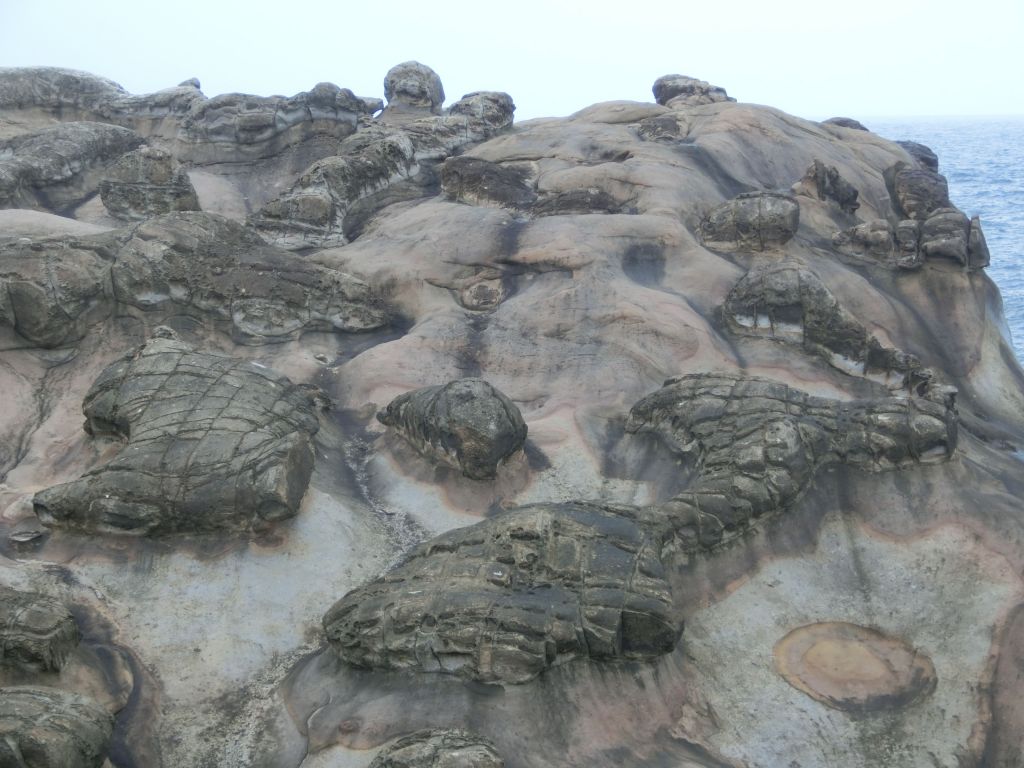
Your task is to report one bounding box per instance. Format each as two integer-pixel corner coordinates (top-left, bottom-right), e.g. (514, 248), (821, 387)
(33, 331), (321, 535)
(0, 587), (80, 672)
(383, 61), (445, 114)
(98, 145), (200, 220)
(700, 192), (800, 251)
(652, 75), (734, 108)
(377, 378), (528, 480)
(369, 729), (504, 768)
(0, 686), (113, 768)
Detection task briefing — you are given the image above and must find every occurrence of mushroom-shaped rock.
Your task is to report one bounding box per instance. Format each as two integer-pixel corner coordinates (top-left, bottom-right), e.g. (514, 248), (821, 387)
(792, 159), (859, 214)
(384, 61), (445, 114)
(700, 192), (800, 251)
(0, 587), (80, 672)
(369, 729), (504, 768)
(652, 75), (734, 108)
(441, 157), (536, 210)
(0, 687), (114, 768)
(324, 501), (679, 684)
(99, 145), (200, 221)
(919, 207), (971, 264)
(377, 378), (527, 480)
(33, 331), (321, 535)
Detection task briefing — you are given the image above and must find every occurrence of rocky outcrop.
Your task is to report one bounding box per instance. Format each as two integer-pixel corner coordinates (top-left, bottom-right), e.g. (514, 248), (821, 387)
(98, 145), (199, 220)
(377, 379), (528, 480)
(324, 500), (678, 684)
(792, 159), (859, 214)
(383, 61), (446, 115)
(822, 117), (869, 131)
(628, 374), (957, 549)
(0, 122), (143, 212)
(369, 729), (504, 768)
(897, 140), (939, 172)
(834, 210), (991, 271)
(33, 331), (321, 534)
(0, 687), (113, 768)
(832, 218), (924, 269)
(0, 212), (388, 347)
(700, 191), (800, 251)
(0, 67), (127, 115)
(724, 261), (933, 392)
(887, 163), (951, 221)
(441, 157), (536, 210)
(652, 75), (734, 108)
(0, 587), (80, 672)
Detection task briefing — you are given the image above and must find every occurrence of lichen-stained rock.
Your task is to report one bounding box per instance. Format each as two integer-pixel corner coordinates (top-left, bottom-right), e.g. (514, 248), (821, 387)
(32, 331), (321, 535)
(792, 159), (859, 214)
(0, 122), (144, 212)
(377, 379), (527, 480)
(110, 212), (388, 342)
(0, 687), (113, 768)
(627, 374), (957, 549)
(724, 262), (933, 392)
(98, 145), (200, 220)
(441, 157), (536, 210)
(886, 163), (951, 220)
(652, 75), (734, 108)
(700, 191), (800, 251)
(0, 587), (80, 672)
(0, 235), (114, 347)
(323, 501), (679, 684)
(369, 729), (504, 768)
(383, 61), (445, 114)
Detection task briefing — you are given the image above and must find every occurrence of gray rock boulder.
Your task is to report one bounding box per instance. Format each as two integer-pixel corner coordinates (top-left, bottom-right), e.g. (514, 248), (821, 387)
(33, 331), (321, 535)
(822, 117), (869, 131)
(324, 500), (678, 684)
(0, 587), (80, 672)
(792, 159), (859, 214)
(441, 157), (536, 210)
(369, 729), (504, 768)
(98, 145), (200, 220)
(0, 687), (113, 768)
(377, 378), (527, 480)
(652, 75), (734, 108)
(700, 191), (800, 251)
(0, 67), (127, 115)
(886, 163), (951, 220)
(384, 61), (445, 114)
(897, 140), (939, 172)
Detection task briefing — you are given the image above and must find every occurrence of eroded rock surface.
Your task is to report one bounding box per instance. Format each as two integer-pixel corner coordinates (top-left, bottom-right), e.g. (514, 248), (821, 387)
(98, 145), (199, 220)
(0, 686), (113, 768)
(0, 588), (79, 672)
(377, 378), (528, 480)
(792, 159), (859, 214)
(652, 75), (734, 108)
(33, 331), (320, 534)
(700, 192), (800, 251)
(369, 728), (504, 768)
(384, 61), (446, 114)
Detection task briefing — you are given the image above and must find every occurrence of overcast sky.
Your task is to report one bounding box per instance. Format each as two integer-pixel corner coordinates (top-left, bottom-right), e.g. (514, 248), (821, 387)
(2, 0), (1022, 121)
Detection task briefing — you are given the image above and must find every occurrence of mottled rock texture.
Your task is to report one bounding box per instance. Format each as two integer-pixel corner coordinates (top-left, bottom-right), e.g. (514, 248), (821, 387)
(377, 379), (528, 480)
(369, 729), (504, 768)
(700, 192), (800, 251)
(0, 588), (79, 672)
(33, 331), (320, 534)
(0, 687), (113, 768)
(652, 75), (733, 108)
(98, 145), (199, 220)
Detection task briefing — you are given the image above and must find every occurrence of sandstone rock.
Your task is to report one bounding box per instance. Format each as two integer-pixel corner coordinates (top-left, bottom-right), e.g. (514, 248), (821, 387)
(887, 163), (951, 220)
(99, 145), (200, 221)
(919, 207), (971, 264)
(532, 188), (623, 217)
(628, 374), (957, 549)
(0, 122), (144, 212)
(897, 140), (940, 172)
(700, 191), (800, 251)
(324, 500), (679, 684)
(968, 215), (991, 269)
(369, 729), (504, 768)
(447, 91), (515, 128)
(377, 378), (527, 480)
(384, 61), (445, 114)
(792, 159), (859, 214)
(441, 157), (536, 210)
(822, 117), (869, 131)
(652, 75), (734, 108)
(33, 331), (320, 534)
(635, 113), (682, 142)
(0, 687), (113, 768)
(0, 67), (126, 114)
(0, 587), (80, 672)
(724, 262), (932, 392)
(774, 622), (937, 712)
(178, 78), (201, 90)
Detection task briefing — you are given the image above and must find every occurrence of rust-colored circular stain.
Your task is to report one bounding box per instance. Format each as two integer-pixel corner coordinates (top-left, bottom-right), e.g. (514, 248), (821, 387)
(774, 622), (936, 712)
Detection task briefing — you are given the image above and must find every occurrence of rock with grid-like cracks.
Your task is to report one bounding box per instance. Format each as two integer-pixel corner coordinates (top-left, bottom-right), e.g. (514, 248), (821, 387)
(323, 500), (679, 684)
(377, 378), (528, 480)
(0, 587), (80, 672)
(98, 145), (199, 221)
(369, 729), (504, 768)
(32, 330), (321, 534)
(0, 686), (113, 768)
(700, 192), (800, 251)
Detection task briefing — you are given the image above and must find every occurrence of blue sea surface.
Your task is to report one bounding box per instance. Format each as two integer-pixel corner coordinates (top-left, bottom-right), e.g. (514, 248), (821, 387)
(869, 117), (1024, 363)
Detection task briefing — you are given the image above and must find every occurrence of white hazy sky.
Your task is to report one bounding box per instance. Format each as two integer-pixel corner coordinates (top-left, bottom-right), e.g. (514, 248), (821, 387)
(2, 0), (1022, 121)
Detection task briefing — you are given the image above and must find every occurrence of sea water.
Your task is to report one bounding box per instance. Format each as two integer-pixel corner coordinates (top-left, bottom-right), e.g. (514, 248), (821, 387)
(869, 117), (1024, 363)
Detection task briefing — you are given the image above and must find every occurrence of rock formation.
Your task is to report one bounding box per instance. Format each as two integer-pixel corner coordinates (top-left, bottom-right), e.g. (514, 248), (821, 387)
(0, 62), (1020, 768)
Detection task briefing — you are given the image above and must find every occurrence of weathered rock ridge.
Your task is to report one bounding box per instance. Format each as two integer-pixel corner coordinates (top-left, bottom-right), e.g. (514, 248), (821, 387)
(0, 62), (1021, 768)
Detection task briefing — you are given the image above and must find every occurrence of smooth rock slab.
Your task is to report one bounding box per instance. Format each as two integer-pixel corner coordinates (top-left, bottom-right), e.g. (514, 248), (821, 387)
(0, 588), (79, 673)
(369, 729), (504, 768)
(377, 378), (527, 480)
(33, 331), (320, 535)
(0, 686), (113, 768)
(774, 622), (937, 712)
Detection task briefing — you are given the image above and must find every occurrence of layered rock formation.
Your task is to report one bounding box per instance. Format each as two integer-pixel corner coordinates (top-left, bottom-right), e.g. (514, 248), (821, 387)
(0, 62), (1021, 768)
